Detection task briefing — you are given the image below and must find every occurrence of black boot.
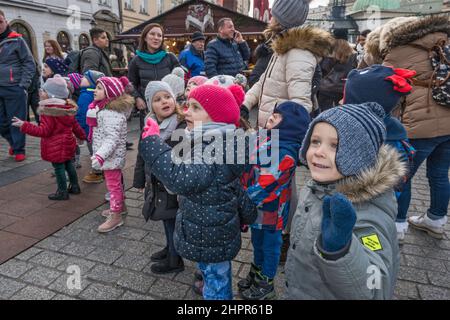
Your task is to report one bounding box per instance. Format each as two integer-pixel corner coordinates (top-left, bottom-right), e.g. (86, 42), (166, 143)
(238, 263), (261, 291)
(150, 246), (168, 262)
(48, 190), (69, 201)
(67, 184), (81, 194)
(150, 255), (184, 274)
(241, 273), (276, 300)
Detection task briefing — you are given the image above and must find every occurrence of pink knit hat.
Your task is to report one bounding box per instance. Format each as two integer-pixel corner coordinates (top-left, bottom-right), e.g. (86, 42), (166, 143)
(188, 84), (244, 125)
(68, 73), (83, 90)
(97, 76), (129, 99)
(188, 76), (208, 87)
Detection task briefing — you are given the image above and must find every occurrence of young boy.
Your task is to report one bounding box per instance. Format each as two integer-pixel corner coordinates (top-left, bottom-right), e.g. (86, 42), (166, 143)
(343, 65), (416, 242)
(285, 102), (406, 299)
(239, 101), (310, 300)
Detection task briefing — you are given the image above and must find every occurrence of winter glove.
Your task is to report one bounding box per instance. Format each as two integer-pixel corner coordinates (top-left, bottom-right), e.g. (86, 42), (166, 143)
(142, 117), (160, 139)
(321, 193), (357, 253)
(91, 154), (104, 170)
(240, 105), (250, 121)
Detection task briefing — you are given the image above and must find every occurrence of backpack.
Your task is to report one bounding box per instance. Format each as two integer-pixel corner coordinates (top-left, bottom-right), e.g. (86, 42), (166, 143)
(319, 54), (357, 95)
(429, 40), (450, 107)
(66, 47), (103, 74)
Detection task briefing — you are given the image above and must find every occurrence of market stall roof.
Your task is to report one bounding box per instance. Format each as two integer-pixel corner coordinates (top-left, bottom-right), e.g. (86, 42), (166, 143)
(117, 0), (267, 39)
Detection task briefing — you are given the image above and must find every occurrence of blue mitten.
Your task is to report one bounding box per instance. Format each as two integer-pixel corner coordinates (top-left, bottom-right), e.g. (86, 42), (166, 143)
(321, 193), (357, 253)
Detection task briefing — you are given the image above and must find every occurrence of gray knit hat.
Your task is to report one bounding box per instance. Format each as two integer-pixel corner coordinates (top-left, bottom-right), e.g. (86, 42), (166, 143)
(144, 81), (176, 112)
(271, 0), (310, 30)
(162, 67), (185, 98)
(42, 75), (70, 99)
(300, 102), (387, 177)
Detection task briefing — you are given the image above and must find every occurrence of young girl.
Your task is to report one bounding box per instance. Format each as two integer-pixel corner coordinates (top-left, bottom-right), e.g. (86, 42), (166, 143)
(12, 75), (86, 200)
(135, 81), (186, 274)
(43, 57), (68, 82)
(88, 76), (135, 233)
(239, 101), (311, 300)
(285, 102), (405, 299)
(139, 84), (257, 300)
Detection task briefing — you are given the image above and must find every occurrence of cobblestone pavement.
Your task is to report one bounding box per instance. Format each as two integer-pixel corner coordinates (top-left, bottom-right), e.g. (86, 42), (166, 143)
(0, 117), (449, 300)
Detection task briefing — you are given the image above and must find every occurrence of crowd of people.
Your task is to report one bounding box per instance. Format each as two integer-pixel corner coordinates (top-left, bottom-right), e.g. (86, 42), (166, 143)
(0, 0), (449, 301)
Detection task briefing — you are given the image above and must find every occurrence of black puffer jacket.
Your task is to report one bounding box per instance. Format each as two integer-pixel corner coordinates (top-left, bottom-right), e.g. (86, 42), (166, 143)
(139, 123), (257, 263)
(249, 43), (273, 88)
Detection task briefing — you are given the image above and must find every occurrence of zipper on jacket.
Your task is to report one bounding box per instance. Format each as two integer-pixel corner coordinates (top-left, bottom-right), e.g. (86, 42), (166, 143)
(10, 67), (14, 82)
(258, 55), (276, 104)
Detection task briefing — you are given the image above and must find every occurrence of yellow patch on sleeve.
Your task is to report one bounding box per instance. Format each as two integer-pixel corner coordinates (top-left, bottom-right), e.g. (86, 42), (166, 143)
(361, 234), (383, 251)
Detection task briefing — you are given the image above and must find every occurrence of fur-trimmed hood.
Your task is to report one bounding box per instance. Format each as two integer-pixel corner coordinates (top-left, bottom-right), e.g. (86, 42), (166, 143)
(336, 144), (406, 203)
(105, 94), (135, 113)
(38, 99), (78, 117)
(365, 15), (450, 62)
(271, 26), (334, 57)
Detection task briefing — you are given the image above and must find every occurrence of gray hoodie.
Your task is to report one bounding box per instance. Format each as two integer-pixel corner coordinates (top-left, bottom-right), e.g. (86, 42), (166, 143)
(285, 145), (406, 300)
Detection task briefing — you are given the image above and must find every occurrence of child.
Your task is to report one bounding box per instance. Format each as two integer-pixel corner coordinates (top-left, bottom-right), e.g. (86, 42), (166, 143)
(285, 103), (406, 299)
(136, 81), (187, 274)
(162, 67), (186, 105)
(184, 75), (208, 98)
(43, 57), (68, 81)
(12, 75), (86, 200)
(343, 65), (417, 242)
(239, 101), (311, 300)
(89, 76), (135, 233)
(79, 70), (106, 184)
(139, 84), (257, 300)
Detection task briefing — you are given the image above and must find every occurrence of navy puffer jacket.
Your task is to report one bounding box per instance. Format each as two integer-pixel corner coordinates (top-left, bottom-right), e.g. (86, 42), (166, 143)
(140, 123), (257, 263)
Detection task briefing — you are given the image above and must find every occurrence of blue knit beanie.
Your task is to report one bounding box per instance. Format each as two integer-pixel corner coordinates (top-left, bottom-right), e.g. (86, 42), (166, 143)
(273, 102), (310, 144)
(45, 57), (68, 76)
(84, 70), (105, 87)
(300, 103), (387, 177)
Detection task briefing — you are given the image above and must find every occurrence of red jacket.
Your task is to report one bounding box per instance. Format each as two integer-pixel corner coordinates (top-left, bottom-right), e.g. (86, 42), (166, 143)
(21, 99), (86, 163)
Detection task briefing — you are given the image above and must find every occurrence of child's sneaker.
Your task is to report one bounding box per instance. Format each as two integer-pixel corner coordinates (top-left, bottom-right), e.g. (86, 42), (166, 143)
(408, 214), (447, 239)
(240, 273), (276, 300)
(237, 263), (261, 291)
(395, 221), (409, 244)
(97, 213), (124, 233)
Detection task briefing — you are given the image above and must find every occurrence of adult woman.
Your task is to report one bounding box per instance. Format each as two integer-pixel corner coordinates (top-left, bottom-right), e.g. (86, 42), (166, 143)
(128, 23), (180, 129)
(242, 0), (333, 128)
(42, 39), (65, 62)
(363, 15), (450, 239)
(317, 29), (357, 112)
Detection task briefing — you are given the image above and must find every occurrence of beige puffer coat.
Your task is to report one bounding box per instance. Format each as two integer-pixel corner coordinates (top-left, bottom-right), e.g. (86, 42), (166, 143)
(362, 16), (450, 139)
(243, 27), (333, 128)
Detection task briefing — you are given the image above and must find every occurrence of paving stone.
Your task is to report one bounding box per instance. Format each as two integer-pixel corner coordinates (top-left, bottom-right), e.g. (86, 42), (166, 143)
(114, 226), (148, 241)
(90, 235), (125, 251)
(125, 198), (143, 209)
(15, 247), (43, 261)
(52, 294), (78, 300)
(86, 264), (122, 284)
(60, 242), (97, 258)
(79, 283), (124, 300)
(417, 284), (450, 300)
(56, 257), (97, 275)
(47, 274), (91, 297)
(35, 236), (71, 251)
(0, 276), (27, 299)
(173, 266), (200, 286)
(117, 271), (155, 294)
(30, 251), (69, 268)
(148, 279), (190, 300)
(400, 244), (425, 256)
(86, 247), (123, 265)
(119, 291), (155, 300)
(404, 255), (447, 272)
(183, 288), (203, 300)
(21, 266), (61, 287)
(113, 253), (151, 272)
(397, 266), (429, 284)
(0, 259), (34, 278)
(117, 239), (151, 255)
(427, 271), (450, 289)
(11, 286), (56, 300)
(63, 229), (98, 244)
(141, 231), (167, 246)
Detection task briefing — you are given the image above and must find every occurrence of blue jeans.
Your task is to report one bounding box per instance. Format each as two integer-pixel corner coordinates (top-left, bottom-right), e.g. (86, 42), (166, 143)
(397, 135), (450, 222)
(251, 228), (283, 279)
(198, 261), (232, 300)
(0, 87), (27, 155)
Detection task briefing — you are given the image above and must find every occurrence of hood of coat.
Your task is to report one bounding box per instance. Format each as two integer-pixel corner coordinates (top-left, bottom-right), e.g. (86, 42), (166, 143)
(271, 26), (333, 57)
(335, 144), (406, 204)
(105, 94), (135, 113)
(38, 99), (78, 117)
(365, 15), (450, 62)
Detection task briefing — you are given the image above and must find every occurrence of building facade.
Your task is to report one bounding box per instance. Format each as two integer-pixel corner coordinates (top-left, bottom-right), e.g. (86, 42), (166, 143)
(0, 0), (121, 62)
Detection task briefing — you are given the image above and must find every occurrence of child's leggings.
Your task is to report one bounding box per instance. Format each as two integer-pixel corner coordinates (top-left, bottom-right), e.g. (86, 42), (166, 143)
(104, 169), (124, 213)
(198, 261), (232, 300)
(52, 161), (78, 191)
(251, 228), (283, 279)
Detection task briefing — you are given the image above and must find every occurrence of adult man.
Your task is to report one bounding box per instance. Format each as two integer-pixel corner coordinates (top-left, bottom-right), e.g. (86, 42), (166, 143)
(204, 18), (250, 78)
(80, 28), (113, 76)
(0, 10), (35, 161)
(179, 31), (206, 78)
